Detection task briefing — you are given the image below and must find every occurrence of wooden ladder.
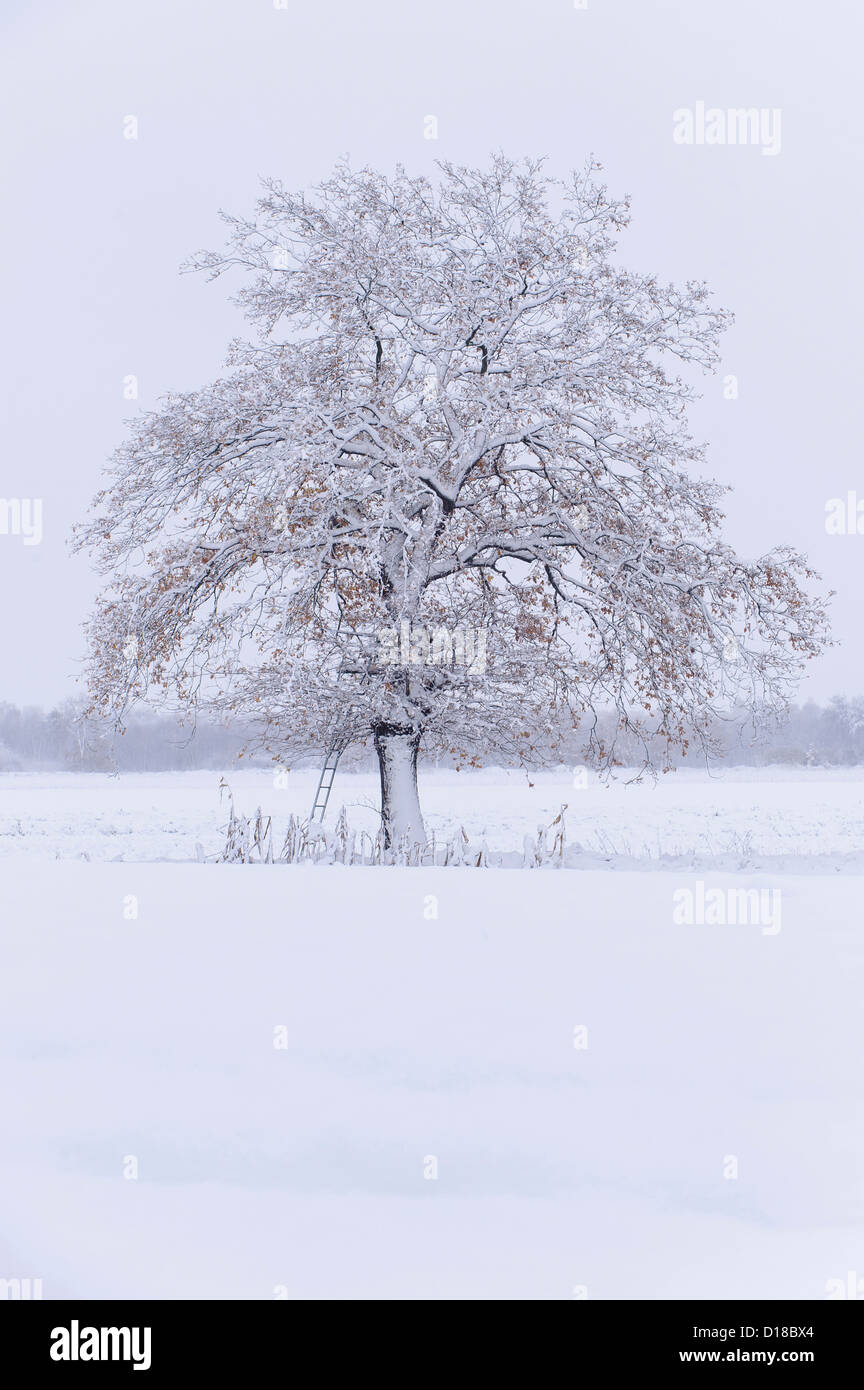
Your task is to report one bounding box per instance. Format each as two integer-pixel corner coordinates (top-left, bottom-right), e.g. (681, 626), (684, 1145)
(310, 623), (367, 823)
(310, 740), (347, 823)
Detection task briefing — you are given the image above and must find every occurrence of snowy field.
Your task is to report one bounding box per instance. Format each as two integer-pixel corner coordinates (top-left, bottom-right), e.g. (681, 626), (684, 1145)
(2, 764), (864, 869)
(1, 769), (862, 1299)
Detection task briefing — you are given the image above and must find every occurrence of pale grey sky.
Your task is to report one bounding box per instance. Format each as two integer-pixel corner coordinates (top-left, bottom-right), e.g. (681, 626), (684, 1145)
(1, 0), (861, 705)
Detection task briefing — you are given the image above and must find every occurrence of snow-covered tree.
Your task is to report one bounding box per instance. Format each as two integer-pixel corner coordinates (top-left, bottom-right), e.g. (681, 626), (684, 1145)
(77, 156), (829, 843)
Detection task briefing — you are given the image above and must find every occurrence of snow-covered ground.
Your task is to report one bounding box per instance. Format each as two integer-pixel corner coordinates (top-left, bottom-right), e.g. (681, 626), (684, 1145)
(2, 764), (864, 868)
(1, 769), (862, 1298)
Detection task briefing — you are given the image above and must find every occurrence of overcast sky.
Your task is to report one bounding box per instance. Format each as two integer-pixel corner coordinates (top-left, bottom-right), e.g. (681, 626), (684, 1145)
(1, 0), (861, 706)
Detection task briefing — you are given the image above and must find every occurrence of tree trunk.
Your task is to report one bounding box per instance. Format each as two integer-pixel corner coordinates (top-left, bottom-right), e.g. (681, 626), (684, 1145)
(374, 724), (425, 848)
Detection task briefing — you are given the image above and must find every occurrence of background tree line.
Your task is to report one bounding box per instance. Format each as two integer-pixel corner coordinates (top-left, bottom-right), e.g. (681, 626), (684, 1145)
(1, 697), (864, 773)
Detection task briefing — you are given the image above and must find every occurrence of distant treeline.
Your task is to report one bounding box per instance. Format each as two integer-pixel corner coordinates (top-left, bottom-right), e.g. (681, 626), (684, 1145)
(0, 702), (265, 773)
(1, 696), (863, 773)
